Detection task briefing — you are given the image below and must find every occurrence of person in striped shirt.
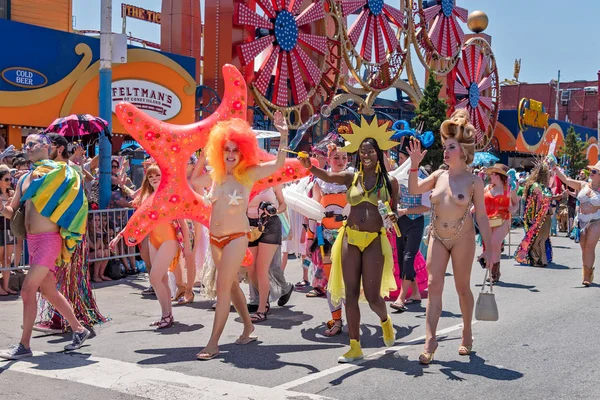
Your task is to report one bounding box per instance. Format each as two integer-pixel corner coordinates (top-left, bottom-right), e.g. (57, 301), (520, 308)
(390, 139), (430, 313)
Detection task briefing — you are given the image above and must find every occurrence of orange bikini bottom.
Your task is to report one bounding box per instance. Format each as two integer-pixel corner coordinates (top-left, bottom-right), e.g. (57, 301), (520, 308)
(210, 232), (250, 249)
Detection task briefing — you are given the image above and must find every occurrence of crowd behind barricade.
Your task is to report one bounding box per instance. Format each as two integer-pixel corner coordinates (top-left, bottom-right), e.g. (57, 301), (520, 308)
(0, 137), (146, 294)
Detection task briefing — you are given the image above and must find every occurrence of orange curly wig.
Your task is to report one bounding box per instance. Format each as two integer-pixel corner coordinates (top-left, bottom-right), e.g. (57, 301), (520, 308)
(206, 118), (260, 186)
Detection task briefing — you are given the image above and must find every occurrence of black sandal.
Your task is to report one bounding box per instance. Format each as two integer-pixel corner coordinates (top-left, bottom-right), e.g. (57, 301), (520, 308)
(306, 288), (326, 298)
(250, 312), (267, 323)
(295, 280), (309, 287)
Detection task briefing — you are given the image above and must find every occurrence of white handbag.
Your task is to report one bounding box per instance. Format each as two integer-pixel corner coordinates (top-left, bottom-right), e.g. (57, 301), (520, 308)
(475, 270), (499, 321)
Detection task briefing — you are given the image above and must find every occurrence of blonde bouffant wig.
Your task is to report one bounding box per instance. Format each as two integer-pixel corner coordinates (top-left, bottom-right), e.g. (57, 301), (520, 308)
(440, 109), (476, 165)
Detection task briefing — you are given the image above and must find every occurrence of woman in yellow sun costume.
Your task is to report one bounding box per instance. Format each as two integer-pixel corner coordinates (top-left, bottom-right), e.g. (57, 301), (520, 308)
(299, 117), (399, 363)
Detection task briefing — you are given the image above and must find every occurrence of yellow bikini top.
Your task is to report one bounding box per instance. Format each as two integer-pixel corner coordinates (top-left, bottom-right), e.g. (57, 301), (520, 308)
(346, 172), (390, 207)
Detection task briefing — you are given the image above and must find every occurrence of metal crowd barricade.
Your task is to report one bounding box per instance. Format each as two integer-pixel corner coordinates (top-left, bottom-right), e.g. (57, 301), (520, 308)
(87, 208), (139, 263)
(0, 217), (27, 271)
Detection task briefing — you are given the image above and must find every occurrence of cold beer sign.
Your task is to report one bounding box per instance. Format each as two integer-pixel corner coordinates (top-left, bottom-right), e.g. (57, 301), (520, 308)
(2, 67), (48, 89)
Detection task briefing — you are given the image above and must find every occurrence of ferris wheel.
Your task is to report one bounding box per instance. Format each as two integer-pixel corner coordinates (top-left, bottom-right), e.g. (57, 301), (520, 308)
(336, 0), (408, 92)
(451, 37), (499, 150)
(234, 0), (342, 128)
(409, 0), (468, 75)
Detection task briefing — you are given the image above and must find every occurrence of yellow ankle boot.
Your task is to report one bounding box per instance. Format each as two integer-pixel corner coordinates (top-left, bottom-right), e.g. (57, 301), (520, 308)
(381, 315), (396, 347)
(337, 339), (363, 363)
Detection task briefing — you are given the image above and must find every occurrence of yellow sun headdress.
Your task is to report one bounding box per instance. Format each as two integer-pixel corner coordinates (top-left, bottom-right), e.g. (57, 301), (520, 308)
(339, 116), (398, 153)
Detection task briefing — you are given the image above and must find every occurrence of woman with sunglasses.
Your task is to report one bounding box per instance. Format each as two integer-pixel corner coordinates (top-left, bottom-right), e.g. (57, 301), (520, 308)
(0, 165), (17, 295)
(553, 161), (600, 286)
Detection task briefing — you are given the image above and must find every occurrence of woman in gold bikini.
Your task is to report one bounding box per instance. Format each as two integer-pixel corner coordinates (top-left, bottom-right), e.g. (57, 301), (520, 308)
(406, 110), (493, 364)
(192, 112), (289, 360)
(298, 118), (399, 363)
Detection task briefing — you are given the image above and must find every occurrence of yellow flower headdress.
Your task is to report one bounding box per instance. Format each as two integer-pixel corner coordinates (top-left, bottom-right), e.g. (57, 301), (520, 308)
(339, 116), (397, 153)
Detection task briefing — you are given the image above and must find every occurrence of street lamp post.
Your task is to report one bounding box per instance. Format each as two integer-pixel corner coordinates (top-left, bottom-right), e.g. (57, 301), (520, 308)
(98, 0), (113, 209)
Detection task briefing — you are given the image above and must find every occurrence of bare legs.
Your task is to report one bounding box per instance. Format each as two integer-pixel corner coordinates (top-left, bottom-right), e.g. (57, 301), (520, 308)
(580, 221), (600, 285)
(148, 241), (178, 318)
(200, 236), (254, 357)
(20, 266), (84, 348)
(423, 239), (451, 353)
(248, 243), (278, 314)
(423, 231), (476, 355)
(490, 222), (509, 265)
(450, 236), (476, 347)
(0, 245), (17, 294)
(341, 236), (388, 342)
(490, 221), (510, 281)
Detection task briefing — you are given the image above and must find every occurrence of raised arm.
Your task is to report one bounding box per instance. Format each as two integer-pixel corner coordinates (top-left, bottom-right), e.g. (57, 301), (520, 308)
(554, 167), (585, 191)
(299, 157), (354, 187)
(273, 184), (287, 214)
(247, 110), (290, 182)
(406, 139), (439, 194)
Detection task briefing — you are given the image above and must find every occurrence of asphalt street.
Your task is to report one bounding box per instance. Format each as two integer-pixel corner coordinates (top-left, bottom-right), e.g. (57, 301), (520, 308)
(0, 229), (597, 400)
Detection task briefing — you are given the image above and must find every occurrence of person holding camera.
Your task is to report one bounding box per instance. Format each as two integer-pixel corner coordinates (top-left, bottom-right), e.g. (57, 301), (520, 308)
(245, 184), (292, 322)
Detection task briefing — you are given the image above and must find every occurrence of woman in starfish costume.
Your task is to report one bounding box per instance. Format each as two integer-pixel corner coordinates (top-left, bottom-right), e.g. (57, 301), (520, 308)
(299, 117), (399, 363)
(194, 112), (289, 360)
(110, 164), (191, 329)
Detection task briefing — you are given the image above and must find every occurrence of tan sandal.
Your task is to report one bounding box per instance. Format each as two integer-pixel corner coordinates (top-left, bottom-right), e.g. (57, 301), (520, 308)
(458, 345), (472, 356)
(324, 319), (343, 337)
(418, 351), (436, 365)
(419, 343), (438, 365)
(583, 265), (595, 286)
(177, 290), (195, 305)
(173, 285), (186, 302)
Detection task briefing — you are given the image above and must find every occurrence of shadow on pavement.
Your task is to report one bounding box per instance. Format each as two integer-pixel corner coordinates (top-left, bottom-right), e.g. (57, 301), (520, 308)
(545, 263), (570, 270)
(135, 342), (343, 372)
(327, 349), (523, 385)
(436, 353), (524, 381)
(299, 323), (418, 349)
(0, 352), (98, 371)
(476, 281), (539, 292)
(234, 307), (313, 330)
(115, 322), (204, 335)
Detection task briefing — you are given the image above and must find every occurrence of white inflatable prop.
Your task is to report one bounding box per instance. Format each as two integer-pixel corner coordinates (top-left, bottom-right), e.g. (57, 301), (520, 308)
(282, 187), (325, 221)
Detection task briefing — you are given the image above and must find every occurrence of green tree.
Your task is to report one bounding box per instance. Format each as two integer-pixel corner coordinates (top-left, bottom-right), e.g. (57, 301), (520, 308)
(411, 73), (448, 168)
(556, 126), (588, 178)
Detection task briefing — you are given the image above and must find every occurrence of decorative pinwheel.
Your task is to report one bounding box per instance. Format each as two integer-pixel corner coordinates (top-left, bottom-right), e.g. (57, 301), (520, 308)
(410, 0), (468, 75)
(234, 0), (342, 128)
(452, 37), (499, 151)
(337, 0), (407, 91)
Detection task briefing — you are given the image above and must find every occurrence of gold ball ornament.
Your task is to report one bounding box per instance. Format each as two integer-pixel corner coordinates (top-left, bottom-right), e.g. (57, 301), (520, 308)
(467, 10), (489, 33)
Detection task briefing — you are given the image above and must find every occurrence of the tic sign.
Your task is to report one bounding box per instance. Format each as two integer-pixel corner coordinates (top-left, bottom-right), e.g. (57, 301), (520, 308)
(2, 67), (48, 89)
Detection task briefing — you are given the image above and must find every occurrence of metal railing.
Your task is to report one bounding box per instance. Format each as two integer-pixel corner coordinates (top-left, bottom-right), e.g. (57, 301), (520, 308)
(87, 208), (139, 262)
(0, 208), (139, 272)
(0, 217), (26, 271)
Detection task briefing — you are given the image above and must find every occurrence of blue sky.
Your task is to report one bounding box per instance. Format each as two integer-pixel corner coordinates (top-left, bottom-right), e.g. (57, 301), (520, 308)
(73, 0), (600, 88)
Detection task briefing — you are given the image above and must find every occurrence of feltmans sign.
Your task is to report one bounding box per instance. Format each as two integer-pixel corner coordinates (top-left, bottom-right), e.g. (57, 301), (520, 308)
(111, 80), (181, 121)
(2, 67), (48, 89)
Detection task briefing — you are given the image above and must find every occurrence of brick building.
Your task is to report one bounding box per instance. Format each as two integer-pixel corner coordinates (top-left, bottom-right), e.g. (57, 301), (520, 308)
(500, 77), (599, 130)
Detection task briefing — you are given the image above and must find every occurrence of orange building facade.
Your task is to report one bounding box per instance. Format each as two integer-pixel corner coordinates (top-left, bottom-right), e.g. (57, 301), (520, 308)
(0, 2), (196, 150)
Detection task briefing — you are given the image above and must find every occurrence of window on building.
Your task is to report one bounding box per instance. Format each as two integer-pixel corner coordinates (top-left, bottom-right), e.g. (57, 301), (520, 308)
(0, 0), (9, 20)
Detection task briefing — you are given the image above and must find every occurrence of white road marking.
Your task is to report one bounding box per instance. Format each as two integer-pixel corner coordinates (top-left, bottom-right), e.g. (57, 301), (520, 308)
(0, 352), (332, 400)
(274, 321), (475, 391)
